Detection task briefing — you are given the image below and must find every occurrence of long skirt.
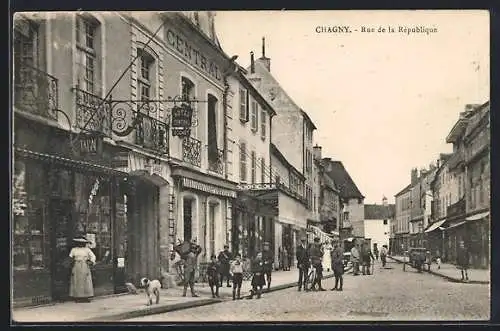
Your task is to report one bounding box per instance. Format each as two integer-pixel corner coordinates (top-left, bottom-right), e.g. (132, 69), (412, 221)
(251, 273), (266, 287)
(70, 261), (94, 298)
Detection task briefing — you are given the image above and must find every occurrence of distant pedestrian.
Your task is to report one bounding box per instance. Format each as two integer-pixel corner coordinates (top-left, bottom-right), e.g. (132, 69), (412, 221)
(207, 254), (221, 298)
(361, 242), (375, 275)
(69, 236), (96, 302)
(296, 237), (310, 291)
(436, 256), (442, 270)
(457, 240), (470, 282)
(230, 253), (244, 300)
(330, 241), (344, 291)
(373, 244), (379, 261)
(217, 245), (233, 288)
(350, 243), (361, 276)
(380, 245), (388, 268)
(282, 248), (290, 271)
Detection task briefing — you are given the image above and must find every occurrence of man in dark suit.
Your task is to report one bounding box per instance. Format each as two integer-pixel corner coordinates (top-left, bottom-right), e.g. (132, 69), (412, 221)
(296, 237), (310, 291)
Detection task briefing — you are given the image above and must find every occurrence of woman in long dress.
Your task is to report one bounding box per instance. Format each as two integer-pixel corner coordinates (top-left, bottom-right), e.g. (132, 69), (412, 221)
(322, 240), (333, 273)
(69, 237), (96, 302)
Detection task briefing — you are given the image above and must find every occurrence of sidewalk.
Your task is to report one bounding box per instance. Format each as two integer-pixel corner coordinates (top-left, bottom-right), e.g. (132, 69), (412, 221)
(388, 255), (490, 284)
(12, 268), (334, 323)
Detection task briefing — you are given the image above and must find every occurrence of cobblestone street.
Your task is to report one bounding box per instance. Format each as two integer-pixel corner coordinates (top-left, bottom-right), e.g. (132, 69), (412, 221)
(126, 260), (490, 322)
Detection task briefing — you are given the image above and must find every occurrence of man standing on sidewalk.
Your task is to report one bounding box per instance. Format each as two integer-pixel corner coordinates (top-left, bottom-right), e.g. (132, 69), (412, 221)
(262, 242), (274, 291)
(350, 242), (361, 276)
(218, 245), (233, 288)
(457, 240), (470, 282)
(309, 237), (326, 291)
(296, 237), (310, 291)
(182, 243), (200, 297)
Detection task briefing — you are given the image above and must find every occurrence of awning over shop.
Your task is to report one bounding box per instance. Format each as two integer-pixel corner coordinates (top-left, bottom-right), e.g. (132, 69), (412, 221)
(445, 221), (467, 231)
(466, 211), (490, 221)
(15, 147), (127, 177)
(424, 219), (447, 233)
(129, 170), (169, 186)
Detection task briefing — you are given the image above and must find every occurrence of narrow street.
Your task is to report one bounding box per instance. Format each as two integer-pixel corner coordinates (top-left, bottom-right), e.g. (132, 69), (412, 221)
(126, 260), (489, 322)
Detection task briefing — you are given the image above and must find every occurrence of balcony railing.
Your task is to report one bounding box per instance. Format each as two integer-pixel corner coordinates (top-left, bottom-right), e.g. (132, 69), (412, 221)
(207, 148), (224, 175)
(182, 136), (202, 167)
(14, 65), (59, 120)
(74, 87), (112, 136)
(135, 112), (169, 154)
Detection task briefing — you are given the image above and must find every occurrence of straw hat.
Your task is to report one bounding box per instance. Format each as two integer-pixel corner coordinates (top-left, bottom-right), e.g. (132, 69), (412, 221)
(73, 236), (89, 243)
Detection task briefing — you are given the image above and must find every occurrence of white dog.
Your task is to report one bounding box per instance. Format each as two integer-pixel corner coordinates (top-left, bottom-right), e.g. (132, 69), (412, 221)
(140, 277), (162, 306)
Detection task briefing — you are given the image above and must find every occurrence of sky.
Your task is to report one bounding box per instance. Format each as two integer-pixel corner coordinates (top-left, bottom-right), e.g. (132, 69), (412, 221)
(213, 10), (490, 204)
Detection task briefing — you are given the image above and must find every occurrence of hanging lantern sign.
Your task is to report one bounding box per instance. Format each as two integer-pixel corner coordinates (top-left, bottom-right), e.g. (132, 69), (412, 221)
(171, 103), (193, 137)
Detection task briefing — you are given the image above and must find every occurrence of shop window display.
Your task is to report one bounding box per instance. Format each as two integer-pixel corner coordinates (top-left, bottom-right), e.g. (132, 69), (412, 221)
(74, 173), (113, 265)
(13, 160), (47, 271)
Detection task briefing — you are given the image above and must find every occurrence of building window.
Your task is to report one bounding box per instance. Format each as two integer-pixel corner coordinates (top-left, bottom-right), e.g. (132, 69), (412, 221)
(14, 18), (39, 72)
(207, 94), (219, 166)
(137, 50), (155, 103)
(261, 158), (266, 183)
(383, 219), (388, 225)
(260, 109), (267, 139)
(181, 76), (196, 136)
(76, 16), (99, 94)
(251, 151), (256, 184)
(239, 88), (248, 122)
(239, 142), (247, 182)
(250, 100), (258, 132)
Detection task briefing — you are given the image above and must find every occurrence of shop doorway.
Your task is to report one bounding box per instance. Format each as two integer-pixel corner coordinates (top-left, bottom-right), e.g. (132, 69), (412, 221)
(49, 198), (74, 301)
(183, 198), (193, 242)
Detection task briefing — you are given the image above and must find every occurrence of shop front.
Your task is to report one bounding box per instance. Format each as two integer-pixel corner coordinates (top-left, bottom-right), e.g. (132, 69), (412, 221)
(171, 165), (237, 263)
(13, 118), (129, 306)
(112, 150), (172, 283)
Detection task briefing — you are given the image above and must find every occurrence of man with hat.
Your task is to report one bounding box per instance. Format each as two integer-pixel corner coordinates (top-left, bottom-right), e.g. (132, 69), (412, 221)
(308, 237), (326, 291)
(296, 236), (310, 291)
(217, 244), (233, 287)
(261, 241), (274, 291)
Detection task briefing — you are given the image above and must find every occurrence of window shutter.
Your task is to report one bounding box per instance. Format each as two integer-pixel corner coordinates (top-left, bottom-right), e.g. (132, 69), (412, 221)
(245, 90), (250, 122)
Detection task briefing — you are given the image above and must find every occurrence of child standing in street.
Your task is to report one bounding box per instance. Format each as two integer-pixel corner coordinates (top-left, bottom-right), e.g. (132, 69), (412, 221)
(207, 254), (221, 298)
(230, 253), (244, 300)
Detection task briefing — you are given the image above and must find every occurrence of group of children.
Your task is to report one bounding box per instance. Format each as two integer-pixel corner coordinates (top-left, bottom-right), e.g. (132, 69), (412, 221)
(206, 253), (244, 300)
(206, 251), (266, 300)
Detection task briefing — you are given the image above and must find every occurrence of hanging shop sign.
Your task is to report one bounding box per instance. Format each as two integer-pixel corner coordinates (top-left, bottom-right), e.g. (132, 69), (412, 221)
(171, 104), (193, 137)
(79, 132), (104, 156)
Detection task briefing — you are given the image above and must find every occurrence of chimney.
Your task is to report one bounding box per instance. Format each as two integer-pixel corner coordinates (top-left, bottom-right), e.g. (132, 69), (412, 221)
(411, 168), (418, 185)
(313, 144), (322, 161)
(258, 37), (271, 72)
(382, 196), (388, 206)
(250, 51), (255, 73)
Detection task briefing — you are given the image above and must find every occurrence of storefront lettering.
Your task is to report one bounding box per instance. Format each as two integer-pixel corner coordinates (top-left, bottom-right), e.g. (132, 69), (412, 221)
(166, 28), (222, 81)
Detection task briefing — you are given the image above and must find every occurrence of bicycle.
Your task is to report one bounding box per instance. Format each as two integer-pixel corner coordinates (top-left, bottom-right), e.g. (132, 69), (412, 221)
(304, 265), (318, 291)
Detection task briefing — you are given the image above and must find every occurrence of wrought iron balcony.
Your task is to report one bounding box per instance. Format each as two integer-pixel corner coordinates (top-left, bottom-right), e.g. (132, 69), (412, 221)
(207, 148), (224, 175)
(182, 136), (202, 167)
(135, 112), (169, 154)
(73, 87), (112, 136)
(14, 64), (59, 120)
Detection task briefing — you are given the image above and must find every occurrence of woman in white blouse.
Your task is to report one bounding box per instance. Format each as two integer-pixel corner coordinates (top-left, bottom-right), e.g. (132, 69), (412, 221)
(69, 236), (96, 302)
(322, 240), (334, 273)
